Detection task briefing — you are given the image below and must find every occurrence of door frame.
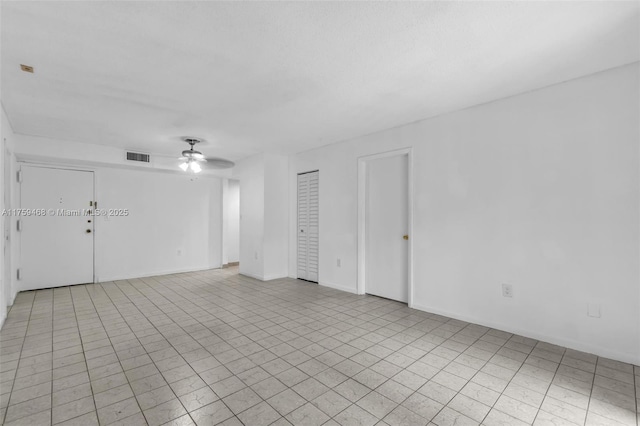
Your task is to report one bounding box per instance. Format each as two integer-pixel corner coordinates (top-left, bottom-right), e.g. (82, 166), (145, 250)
(18, 163), (97, 288)
(3, 143), (12, 307)
(357, 148), (414, 306)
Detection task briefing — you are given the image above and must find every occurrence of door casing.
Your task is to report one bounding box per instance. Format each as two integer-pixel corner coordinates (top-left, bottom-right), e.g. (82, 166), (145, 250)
(357, 148), (414, 306)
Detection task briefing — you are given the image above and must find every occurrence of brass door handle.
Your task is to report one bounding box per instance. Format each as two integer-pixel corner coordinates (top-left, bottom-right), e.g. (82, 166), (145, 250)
(403, 235), (409, 240)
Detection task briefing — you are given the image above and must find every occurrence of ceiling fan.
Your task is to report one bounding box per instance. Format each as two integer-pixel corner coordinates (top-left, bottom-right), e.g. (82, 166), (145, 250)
(178, 137), (235, 173)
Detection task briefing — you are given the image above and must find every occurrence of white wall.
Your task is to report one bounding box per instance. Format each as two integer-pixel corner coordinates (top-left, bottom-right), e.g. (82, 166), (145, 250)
(290, 63), (640, 364)
(234, 153), (289, 281)
(9, 134), (225, 286)
(234, 154), (265, 279)
(224, 179), (240, 264)
(263, 154), (289, 280)
(0, 104), (18, 328)
(95, 168), (223, 282)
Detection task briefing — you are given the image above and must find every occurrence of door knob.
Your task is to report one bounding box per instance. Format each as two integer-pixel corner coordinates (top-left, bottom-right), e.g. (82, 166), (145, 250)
(403, 235), (409, 240)
(86, 229), (92, 234)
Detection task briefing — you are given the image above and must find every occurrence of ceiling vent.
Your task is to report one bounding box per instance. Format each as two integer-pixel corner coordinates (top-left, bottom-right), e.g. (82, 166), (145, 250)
(126, 151), (151, 163)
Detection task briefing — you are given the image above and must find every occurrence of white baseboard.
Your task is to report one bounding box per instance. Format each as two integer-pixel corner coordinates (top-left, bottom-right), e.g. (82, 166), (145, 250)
(411, 302), (640, 366)
(240, 272), (265, 281)
(240, 272), (289, 282)
(285, 274), (358, 294)
(98, 264), (221, 283)
(319, 281), (358, 294)
(263, 274), (289, 281)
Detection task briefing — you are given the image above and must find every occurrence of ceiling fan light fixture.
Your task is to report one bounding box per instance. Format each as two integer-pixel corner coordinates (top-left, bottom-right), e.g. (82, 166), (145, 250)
(177, 136), (234, 173)
(179, 137), (207, 173)
(179, 158), (203, 174)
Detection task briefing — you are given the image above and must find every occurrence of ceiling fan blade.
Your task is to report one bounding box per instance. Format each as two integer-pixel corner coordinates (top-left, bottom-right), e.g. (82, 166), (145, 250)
(203, 158), (235, 169)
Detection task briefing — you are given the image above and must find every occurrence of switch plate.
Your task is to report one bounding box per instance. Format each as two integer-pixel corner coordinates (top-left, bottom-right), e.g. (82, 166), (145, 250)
(587, 303), (601, 318)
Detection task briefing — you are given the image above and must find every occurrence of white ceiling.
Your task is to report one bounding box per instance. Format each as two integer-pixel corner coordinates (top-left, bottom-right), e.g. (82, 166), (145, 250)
(1, 1), (638, 162)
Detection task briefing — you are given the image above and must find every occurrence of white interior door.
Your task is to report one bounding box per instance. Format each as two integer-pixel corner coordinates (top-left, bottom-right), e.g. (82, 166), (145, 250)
(297, 171), (319, 282)
(20, 166), (94, 290)
(366, 154), (408, 302)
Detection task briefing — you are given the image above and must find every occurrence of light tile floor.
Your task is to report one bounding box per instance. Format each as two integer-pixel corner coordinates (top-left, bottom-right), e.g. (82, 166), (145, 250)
(0, 267), (638, 426)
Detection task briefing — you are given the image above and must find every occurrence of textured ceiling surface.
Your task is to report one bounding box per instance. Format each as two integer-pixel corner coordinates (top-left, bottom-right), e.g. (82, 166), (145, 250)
(1, 1), (638, 161)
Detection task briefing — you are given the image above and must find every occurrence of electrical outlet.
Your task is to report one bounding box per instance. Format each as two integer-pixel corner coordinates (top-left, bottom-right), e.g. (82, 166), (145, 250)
(502, 284), (513, 298)
(337, 258), (341, 267)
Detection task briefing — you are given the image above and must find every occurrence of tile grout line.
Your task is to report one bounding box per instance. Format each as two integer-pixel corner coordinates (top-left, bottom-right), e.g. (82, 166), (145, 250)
(81, 281), (151, 425)
(2, 268), (638, 426)
(1, 291), (36, 425)
(285, 313), (489, 423)
(64, 284), (99, 426)
(96, 279), (190, 425)
(109, 277), (244, 424)
(425, 327), (526, 425)
(49, 289), (57, 426)
(288, 299), (448, 422)
(140, 273), (386, 421)
(580, 355), (598, 426)
(634, 364), (639, 426)
(127, 275), (280, 423)
(449, 330), (518, 425)
(143, 273), (357, 425)
(132, 274), (282, 424)
(529, 350), (571, 426)
(318, 301), (495, 423)
(151, 272), (426, 423)
(359, 322), (517, 424)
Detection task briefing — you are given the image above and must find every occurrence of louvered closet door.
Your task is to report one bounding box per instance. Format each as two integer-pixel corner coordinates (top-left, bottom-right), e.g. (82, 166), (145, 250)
(297, 171), (319, 282)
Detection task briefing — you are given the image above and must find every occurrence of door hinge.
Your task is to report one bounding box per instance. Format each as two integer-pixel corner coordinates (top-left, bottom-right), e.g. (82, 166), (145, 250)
(16, 170), (22, 183)
(16, 220), (22, 232)
(16, 269), (21, 281)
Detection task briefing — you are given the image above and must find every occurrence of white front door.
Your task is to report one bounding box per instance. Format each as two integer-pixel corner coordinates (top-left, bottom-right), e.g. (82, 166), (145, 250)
(20, 166), (94, 290)
(297, 171), (319, 282)
(365, 154), (409, 302)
